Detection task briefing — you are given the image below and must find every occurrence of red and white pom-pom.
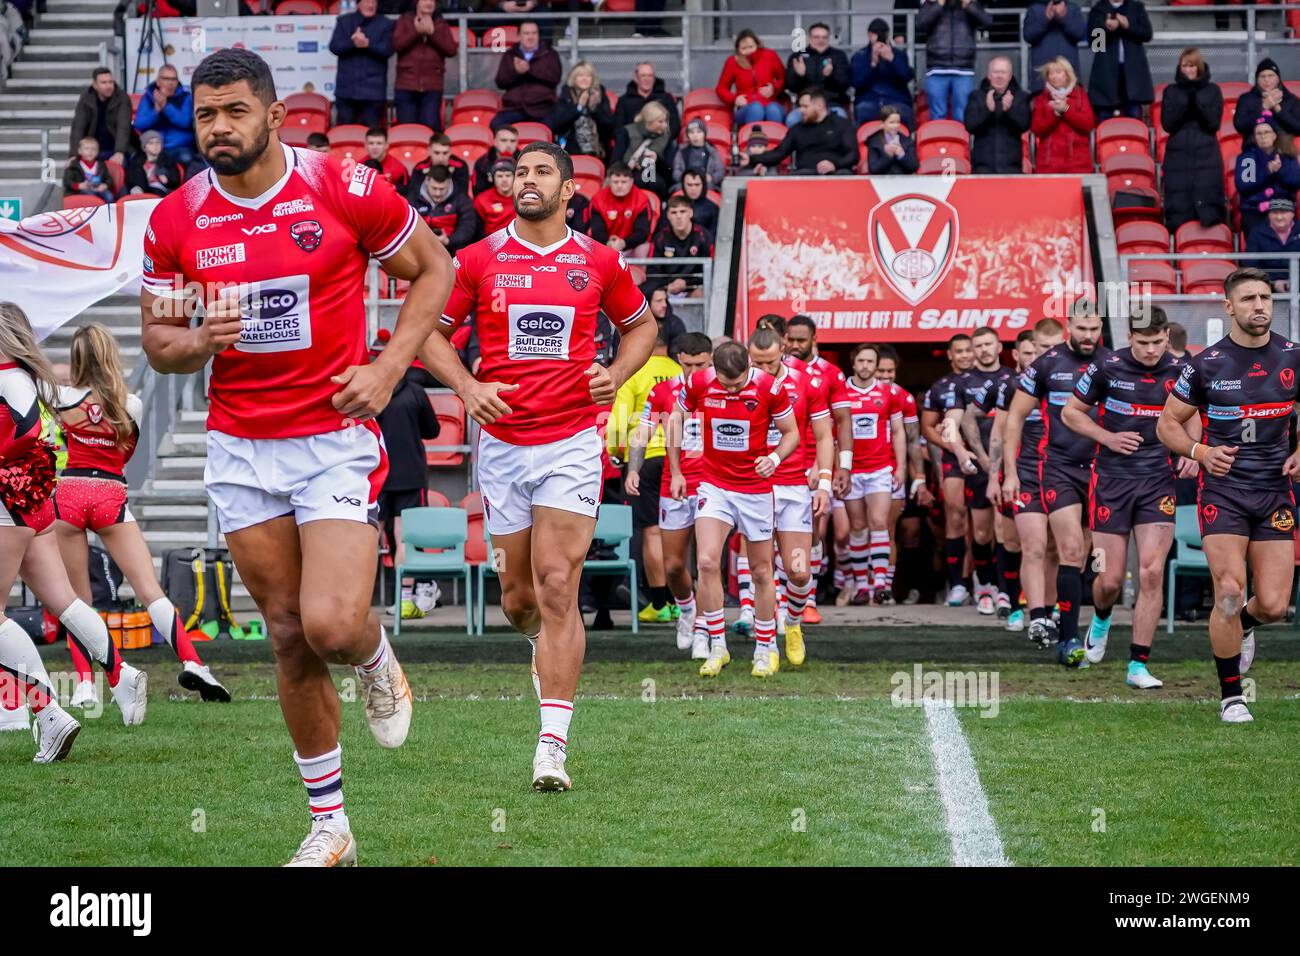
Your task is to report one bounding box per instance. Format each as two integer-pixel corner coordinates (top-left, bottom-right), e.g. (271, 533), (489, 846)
(0, 442), (57, 513)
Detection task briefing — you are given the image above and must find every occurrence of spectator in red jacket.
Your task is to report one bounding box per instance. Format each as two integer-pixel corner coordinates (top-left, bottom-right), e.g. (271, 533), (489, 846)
(392, 0), (459, 131)
(1030, 56), (1095, 173)
(361, 127), (410, 192)
(473, 125), (518, 195)
(716, 29), (787, 125)
(588, 163), (653, 251)
(491, 20), (563, 130)
(410, 131), (469, 195)
(410, 164), (480, 254)
(473, 159), (516, 234)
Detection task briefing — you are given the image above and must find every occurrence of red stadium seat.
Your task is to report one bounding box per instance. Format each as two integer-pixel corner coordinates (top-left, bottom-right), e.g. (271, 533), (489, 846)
(1217, 116), (1239, 144)
(453, 90), (502, 112)
(461, 490), (483, 520)
(602, 0), (636, 11)
(129, 92), (143, 112)
(513, 121), (552, 146)
(1219, 81), (1250, 110)
(1127, 259), (1177, 295)
(1102, 152), (1157, 192)
(707, 189), (722, 206)
(1287, 80), (1300, 100)
(328, 144), (363, 167)
(275, 0), (323, 12)
(446, 123), (493, 150)
(919, 154), (970, 175)
(283, 111), (329, 138)
(682, 104), (732, 133)
(643, 188), (661, 233)
(327, 124), (368, 147)
(1110, 185), (1163, 226)
(447, 25), (476, 49)
(1181, 258), (1235, 294)
(1095, 117), (1150, 165)
(479, 24), (518, 49)
(705, 123), (733, 156)
(425, 489), (452, 509)
(280, 126), (316, 147)
(1116, 221), (1171, 256)
(915, 119), (969, 161)
(104, 159), (125, 195)
(456, 143), (489, 169)
(116, 193), (160, 204)
(450, 106), (497, 128)
(462, 491), (486, 565)
(1174, 221), (1234, 255)
(737, 121), (785, 151)
(855, 120), (911, 167)
(284, 91), (330, 118)
(426, 393), (468, 466)
(571, 154), (605, 197)
(388, 123), (434, 147)
(683, 88), (727, 112)
(62, 195), (104, 209)
(388, 143), (428, 172)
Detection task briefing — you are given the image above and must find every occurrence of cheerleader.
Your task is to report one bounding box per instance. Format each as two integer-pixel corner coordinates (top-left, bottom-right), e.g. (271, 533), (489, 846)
(53, 324), (229, 705)
(0, 302), (147, 762)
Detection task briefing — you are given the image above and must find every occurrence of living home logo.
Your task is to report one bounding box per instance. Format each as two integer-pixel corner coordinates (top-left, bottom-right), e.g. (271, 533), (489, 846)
(867, 193), (958, 306)
(49, 886), (151, 936)
(891, 664), (1000, 718)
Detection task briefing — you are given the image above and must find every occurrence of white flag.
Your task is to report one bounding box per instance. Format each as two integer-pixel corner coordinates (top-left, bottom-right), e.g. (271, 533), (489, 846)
(0, 199), (160, 341)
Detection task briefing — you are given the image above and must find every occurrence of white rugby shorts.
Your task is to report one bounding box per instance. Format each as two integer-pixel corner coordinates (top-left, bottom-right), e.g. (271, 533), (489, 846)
(844, 466), (894, 501)
(205, 423), (387, 534)
(696, 481), (774, 541)
(658, 494), (697, 532)
(477, 427), (602, 536)
(773, 483), (813, 533)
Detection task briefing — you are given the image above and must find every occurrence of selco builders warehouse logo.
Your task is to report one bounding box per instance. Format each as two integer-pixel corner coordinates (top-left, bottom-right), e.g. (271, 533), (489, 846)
(507, 303), (574, 360)
(868, 193), (959, 306)
(235, 275), (313, 354)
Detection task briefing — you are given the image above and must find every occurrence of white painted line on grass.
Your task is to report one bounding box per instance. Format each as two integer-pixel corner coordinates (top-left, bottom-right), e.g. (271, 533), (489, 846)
(923, 698), (1010, 867)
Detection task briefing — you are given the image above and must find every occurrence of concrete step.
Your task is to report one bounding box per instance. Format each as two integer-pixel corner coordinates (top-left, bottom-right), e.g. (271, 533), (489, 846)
(27, 29), (114, 44)
(166, 430), (207, 452)
(0, 128), (69, 146)
(37, 13), (116, 25)
(49, 0), (122, 10)
(147, 478), (207, 495)
(0, 142), (47, 156)
(0, 109), (83, 122)
(136, 503), (209, 520)
(0, 160), (41, 175)
(2, 80), (98, 96)
(11, 61), (102, 78)
(157, 457), (206, 480)
(0, 94), (81, 110)
(0, 178), (45, 189)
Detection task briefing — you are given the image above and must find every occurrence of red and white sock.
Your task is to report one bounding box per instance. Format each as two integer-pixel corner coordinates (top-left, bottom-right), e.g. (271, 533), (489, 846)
(702, 609), (726, 649)
(357, 628), (390, 674)
(67, 636), (93, 684)
(849, 530), (871, 592)
(148, 597), (203, 665)
(870, 531), (891, 590)
(675, 592), (696, 617)
(886, 563), (897, 589)
(807, 550), (821, 609)
(60, 600), (121, 687)
(754, 617), (776, 650)
(295, 745), (345, 821)
(785, 577), (813, 623)
(737, 555), (754, 615)
(539, 698), (573, 750)
(0, 618), (55, 713)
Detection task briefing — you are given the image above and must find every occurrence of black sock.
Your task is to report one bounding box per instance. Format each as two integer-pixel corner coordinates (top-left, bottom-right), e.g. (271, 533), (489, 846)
(1004, 550), (1023, 606)
(1214, 653), (1243, 701)
(651, 585), (670, 609)
(1030, 605), (1049, 621)
(1241, 607), (1263, 633)
(1056, 565), (1083, 642)
(994, 544), (1008, 595)
(1095, 603), (1113, 621)
(972, 540), (994, 589)
(944, 537), (966, 589)
(1129, 643), (1149, 665)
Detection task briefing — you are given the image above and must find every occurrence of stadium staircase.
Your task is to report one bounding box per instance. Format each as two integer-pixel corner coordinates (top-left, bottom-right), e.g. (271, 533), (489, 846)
(0, 0), (118, 187)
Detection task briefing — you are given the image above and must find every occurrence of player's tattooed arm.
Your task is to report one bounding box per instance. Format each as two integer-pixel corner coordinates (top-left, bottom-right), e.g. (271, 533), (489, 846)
(1062, 394), (1139, 455)
(666, 407), (688, 500)
(999, 389), (1036, 501)
(141, 286), (240, 375)
(1158, 391), (1235, 478)
(985, 415), (1004, 506)
(625, 421), (650, 496)
(960, 405), (989, 470)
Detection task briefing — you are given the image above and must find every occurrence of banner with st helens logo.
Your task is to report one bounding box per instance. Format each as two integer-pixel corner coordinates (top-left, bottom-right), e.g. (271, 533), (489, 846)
(738, 176), (1091, 343)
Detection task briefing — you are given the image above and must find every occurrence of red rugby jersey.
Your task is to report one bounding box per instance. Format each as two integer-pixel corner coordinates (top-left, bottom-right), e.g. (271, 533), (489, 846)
(767, 364), (826, 485)
(440, 222), (649, 445)
(643, 374), (704, 496)
(677, 366), (793, 493)
(142, 144), (418, 439)
(845, 377), (906, 473)
(55, 386), (142, 475)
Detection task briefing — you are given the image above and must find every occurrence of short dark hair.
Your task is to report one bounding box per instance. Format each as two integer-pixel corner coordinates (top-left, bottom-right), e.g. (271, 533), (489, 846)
(749, 327), (783, 351)
(755, 314), (787, 336)
(734, 29), (763, 54)
(666, 194), (692, 211)
(1129, 305), (1169, 335)
(1015, 329), (1035, 346)
(92, 66), (113, 81)
(808, 21), (831, 34)
(1069, 296), (1099, 320)
(306, 132), (329, 148)
(714, 340), (750, 378)
(682, 169), (704, 183)
(429, 132), (451, 147)
(496, 125), (519, 139)
(1035, 317), (1064, 337)
(1224, 266), (1272, 297)
(788, 315), (816, 335)
(192, 48), (277, 105)
(607, 162), (634, 179)
(515, 141), (573, 181)
(365, 126), (387, 140)
(799, 86), (828, 106)
(1167, 321), (1188, 352)
(519, 19), (540, 33)
(947, 333), (972, 349)
(971, 326), (1000, 342)
(879, 104), (902, 122)
(428, 164), (451, 183)
(851, 343), (879, 363)
(876, 344), (899, 364)
(675, 332), (713, 357)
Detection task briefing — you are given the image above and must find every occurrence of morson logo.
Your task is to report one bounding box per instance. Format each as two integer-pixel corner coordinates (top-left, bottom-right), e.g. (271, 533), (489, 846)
(243, 288), (298, 319)
(867, 192), (958, 306)
(516, 312), (565, 336)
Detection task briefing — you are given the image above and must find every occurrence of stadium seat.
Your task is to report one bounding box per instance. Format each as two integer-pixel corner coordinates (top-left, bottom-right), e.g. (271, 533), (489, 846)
(446, 123), (493, 150)
(62, 195), (103, 209)
(571, 154), (605, 198)
(284, 91), (330, 119)
(129, 92), (142, 112)
(1116, 221), (1171, 256)
(1219, 81), (1250, 110)
(329, 144), (363, 167)
(1181, 258), (1235, 294)
(1217, 116), (1238, 144)
(280, 126), (316, 147)
(426, 392), (470, 467)
(327, 124), (368, 147)
(116, 193), (160, 204)
(104, 159), (125, 195)
(682, 104), (732, 132)
(283, 111), (329, 138)
(391, 507), (473, 636)
(1174, 221), (1234, 255)
(479, 24), (518, 49)
(1095, 117), (1151, 165)
(447, 24), (476, 49)
(919, 154), (970, 175)
(707, 189), (722, 206)
(683, 88), (726, 113)
(1287, 80), (1300, 100)
(705, 123), (733, 156)
(1165, 505), (1210, 634)
(580, 505), (639, 633)
(855, 120), (910, 169)
(453, 90), (502, 112)
(915, 119), (969, 162)
(738, 121), (785, 151)
(456, 143), (489, 169)
(1102, 152), (1157, 192)
(388, 123), (434, 147)
(513, 121), (552, 146)
(1127, 259), (1177, 295)
(388, 143), (427, 172)
(450, 105), (496, 128)
(275, 0), (323, 12)
(602, 0), (636, 11)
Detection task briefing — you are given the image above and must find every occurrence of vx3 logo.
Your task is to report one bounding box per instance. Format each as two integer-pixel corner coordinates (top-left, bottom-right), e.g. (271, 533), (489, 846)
(333, 495), (362, 506)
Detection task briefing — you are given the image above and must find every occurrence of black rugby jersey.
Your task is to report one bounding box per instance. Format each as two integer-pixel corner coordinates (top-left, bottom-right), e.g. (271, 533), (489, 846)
(1018, 342), (1110, 468)
(963, 365), (1016, 452)
(1074, 347), (1184, 478)
(922, 371), (968, 464)
(1172, 331), (1300, 492)
(982, 370), (1045, 466)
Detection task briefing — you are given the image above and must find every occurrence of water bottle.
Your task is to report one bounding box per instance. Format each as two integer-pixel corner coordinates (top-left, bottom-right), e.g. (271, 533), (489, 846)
(1122, 570), (1135, 608)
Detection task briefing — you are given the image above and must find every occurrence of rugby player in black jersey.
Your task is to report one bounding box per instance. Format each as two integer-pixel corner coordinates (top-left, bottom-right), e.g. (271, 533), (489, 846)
(1157, 268), (1300, 723)
(1063, 307), (1196, 688)
(1002, 299), (1107, 665)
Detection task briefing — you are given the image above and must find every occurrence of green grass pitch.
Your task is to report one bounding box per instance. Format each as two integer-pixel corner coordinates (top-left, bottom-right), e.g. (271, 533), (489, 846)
(2, 624), (1297, 866)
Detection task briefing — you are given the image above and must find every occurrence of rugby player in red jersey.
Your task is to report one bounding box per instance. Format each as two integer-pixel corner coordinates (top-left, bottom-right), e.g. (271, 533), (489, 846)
(1158, 268), (1300, 723)
(141, 49), (454, 865)
(418, 142), (656, 789)
(668, 342), (798, 679)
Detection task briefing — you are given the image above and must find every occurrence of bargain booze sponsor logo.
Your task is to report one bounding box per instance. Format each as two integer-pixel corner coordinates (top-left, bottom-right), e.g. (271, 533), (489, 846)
(196, 243), (246, 269)
(273, 198), (315, 217)
(867, 193), (958, 307)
